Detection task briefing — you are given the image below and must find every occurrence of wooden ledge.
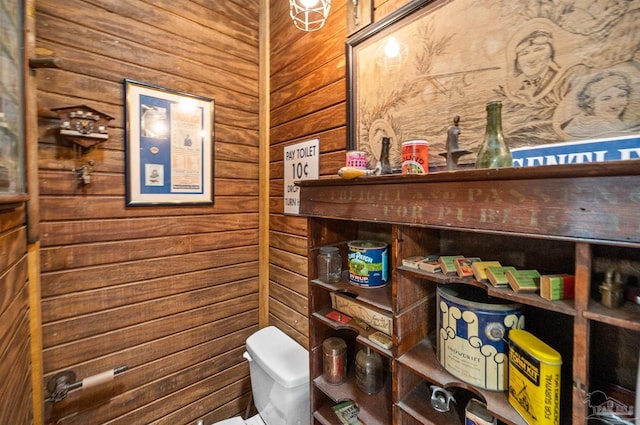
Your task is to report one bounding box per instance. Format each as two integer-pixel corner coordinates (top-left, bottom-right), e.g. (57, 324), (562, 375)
(298, 160), (640, 187)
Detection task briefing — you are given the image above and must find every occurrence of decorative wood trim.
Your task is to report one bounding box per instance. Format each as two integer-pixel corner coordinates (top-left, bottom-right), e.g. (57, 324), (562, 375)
(299, 161), (640, 245)
(26, 2), (43, 418)
(28, 243), (44, 425)
(300, 160), (640, 186)
(0, 195), (29, 211)
(25, 0), (40, 245)
(259, 0), (270, 328)
(572, 242), (591, 424)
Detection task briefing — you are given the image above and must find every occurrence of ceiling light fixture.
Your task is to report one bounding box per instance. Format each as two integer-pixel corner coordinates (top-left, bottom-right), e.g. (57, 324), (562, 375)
(289, 0), (331, 32)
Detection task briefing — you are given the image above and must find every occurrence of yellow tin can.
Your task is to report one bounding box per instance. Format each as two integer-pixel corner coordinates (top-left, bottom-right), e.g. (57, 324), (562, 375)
(508, 329), (562, 425)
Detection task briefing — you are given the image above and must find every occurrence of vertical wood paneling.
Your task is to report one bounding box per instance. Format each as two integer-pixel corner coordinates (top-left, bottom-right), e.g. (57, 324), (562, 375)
(267, 0), (348, 346)
(268, 0), (409, 347)
(36, 1), (260, 424)
(0, 206), (31, 425)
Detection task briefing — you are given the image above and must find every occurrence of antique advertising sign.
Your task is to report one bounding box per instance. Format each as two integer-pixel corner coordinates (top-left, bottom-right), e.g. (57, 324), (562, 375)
(512, 135), (640, 167)
(284, 138), (319, 215)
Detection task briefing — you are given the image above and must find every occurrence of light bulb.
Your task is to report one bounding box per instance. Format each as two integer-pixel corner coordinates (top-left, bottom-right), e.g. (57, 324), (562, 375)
(384, 37), (401, 58)
(300, 0), (318, 7)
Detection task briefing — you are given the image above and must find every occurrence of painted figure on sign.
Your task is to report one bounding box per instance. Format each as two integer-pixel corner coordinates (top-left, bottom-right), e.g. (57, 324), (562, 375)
(560, 71), (635, 138)
(557, 0), (630, 36)
(512, 29), (560, 103)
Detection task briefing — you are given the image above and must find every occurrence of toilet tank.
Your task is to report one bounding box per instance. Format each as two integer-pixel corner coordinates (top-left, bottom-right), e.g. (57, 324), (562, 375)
(245, 326), (309, 425)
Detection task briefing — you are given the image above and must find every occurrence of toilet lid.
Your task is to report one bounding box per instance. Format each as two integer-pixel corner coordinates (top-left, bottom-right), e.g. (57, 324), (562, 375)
(211, 417), (246, 425)
(244, 415), (266, 425)
(211, 414), (265, 425)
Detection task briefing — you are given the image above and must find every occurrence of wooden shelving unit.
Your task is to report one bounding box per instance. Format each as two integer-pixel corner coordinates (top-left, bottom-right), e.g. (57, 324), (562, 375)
(299, 161), (640, 425)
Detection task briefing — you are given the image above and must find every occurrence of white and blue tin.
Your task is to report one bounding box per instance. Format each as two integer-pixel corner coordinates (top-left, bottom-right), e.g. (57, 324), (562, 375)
(437, 284), (525, 391)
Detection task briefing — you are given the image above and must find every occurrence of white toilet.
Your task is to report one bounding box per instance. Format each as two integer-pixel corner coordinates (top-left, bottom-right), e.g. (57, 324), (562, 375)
(212, 326), (310, 425)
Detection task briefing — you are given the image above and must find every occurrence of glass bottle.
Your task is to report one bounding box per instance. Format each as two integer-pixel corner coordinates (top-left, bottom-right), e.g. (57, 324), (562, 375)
(317, 246), (342, 283)
(475, 101), (512, 169)
(355, 346), (383, 394)
(378, 137), (393, 174)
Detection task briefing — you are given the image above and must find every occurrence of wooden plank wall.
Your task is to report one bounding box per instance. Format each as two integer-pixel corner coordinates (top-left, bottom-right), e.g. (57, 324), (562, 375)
(35, 1), (260, 424)
(268, 0), (407, 349)
(0, 206), (31, 425)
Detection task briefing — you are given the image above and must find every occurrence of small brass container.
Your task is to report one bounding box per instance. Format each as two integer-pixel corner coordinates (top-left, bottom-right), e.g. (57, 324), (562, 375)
(600, 269), (625, 309)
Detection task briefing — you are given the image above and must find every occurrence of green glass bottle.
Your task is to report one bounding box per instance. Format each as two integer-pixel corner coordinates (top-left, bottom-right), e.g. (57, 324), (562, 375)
(378, 137), (393, 174)
(475, 101), (512, 169)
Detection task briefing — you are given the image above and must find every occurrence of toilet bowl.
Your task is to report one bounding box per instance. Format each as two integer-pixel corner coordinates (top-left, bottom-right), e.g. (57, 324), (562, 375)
(211, 326), (309, 425)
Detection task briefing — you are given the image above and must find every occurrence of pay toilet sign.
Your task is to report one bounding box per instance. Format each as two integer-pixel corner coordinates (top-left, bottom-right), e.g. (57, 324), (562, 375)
(284, 138), (319, 215)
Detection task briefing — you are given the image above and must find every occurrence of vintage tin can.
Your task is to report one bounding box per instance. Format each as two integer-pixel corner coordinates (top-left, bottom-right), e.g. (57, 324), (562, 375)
(347, 240), (388, 288)
(465, 399), (497, 425)
(508, 329), (562, 425)
(437, 284), (525, 391)
(346, 150), (367, 170)
(401, 140), (429, 174)
(323, 337), (347, 385)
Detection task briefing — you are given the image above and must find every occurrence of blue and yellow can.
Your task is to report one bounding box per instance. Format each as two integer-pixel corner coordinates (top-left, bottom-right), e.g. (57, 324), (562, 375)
(347, 240), (388, 287)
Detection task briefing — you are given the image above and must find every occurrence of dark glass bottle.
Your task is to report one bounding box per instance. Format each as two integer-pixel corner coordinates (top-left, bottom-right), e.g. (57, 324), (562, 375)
(378, 137), (393, 174)
(475, 101), (512, 169)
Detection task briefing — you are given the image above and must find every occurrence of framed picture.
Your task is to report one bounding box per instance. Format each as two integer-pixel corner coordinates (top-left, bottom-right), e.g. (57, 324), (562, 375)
(347, 0), (640, 171)
(0, 0), (26, 202)
(125, 80), (214, 205)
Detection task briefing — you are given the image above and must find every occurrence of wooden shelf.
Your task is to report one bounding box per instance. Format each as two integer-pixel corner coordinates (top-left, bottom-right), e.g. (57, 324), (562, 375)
(313, 404), (340, 425)
(311, 310), (393, 358)
(584, 300), (640, 331)
(398, 340), (527, 425)
(398, 266), (577, 316)
(397, 266), (485, 287)
(355, 333), (392, 359)
(302, 163), (640, 425)
(312, 272), (393, 314)
(396, 381), (462, 425)
(486, 286), (576, 316)
(313, 371), (393, 425)
(298, 161), (640, 247)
